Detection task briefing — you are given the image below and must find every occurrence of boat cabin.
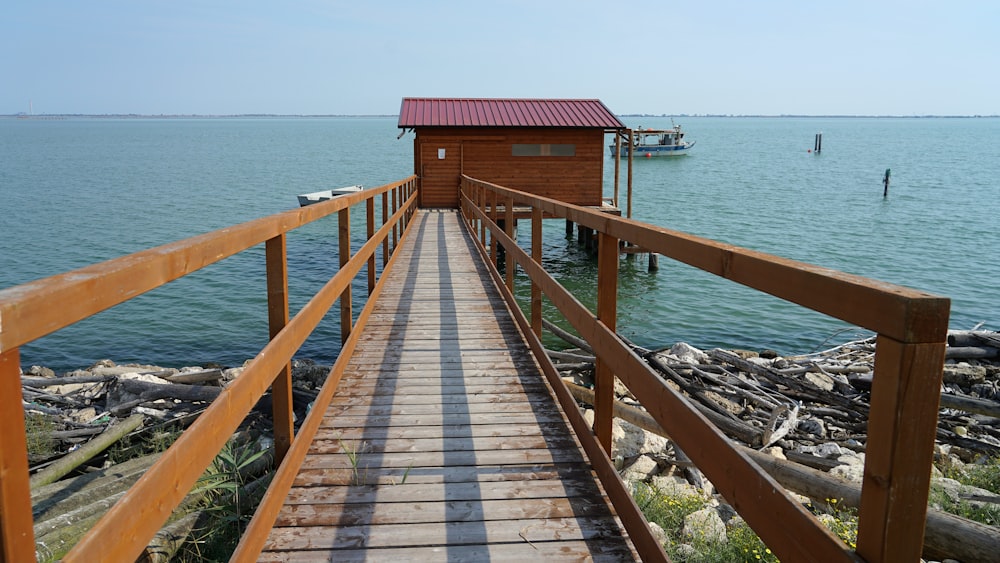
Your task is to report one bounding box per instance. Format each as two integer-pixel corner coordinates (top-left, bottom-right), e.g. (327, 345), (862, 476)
(398, 98), (626, 209)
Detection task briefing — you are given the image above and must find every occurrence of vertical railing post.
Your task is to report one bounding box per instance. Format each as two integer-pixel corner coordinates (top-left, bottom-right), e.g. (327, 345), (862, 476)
(489, 190), (498, 264)
(594, 231), (619, 454)
(366, 197), (376, 295)
(1, 348), (37, 563)
(265, 235), (294, 463)
(626, 128), (634, 219)
(504, 195), (515, 292)
(530, 207), (543, 339)
(391, 188), (399, 251)
(382, 191), (390, 266)
(613, 132), (621, 208)
(339, 207), (352, 345)
(856, 334), (947, 562)
(479, 184), (487, 247)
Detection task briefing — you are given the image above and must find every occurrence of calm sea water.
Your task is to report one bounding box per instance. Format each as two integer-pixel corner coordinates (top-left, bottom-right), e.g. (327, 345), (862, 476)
(2, 116), (998, 370)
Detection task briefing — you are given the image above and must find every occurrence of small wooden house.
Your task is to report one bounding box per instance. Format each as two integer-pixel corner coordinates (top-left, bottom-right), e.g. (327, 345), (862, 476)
(398, 98), (626, 209)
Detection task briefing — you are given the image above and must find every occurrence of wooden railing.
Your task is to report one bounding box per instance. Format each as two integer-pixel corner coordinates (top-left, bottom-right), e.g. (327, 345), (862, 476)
(0, 176), (418, 563)
(460, 174), (950, 563)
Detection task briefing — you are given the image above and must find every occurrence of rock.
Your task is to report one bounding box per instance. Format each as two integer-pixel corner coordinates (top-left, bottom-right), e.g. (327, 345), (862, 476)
(674, 544), (697, 558)
(795, 442), (843, 458)
(28, 365), (56, 378)
(682, 507), (727, 544)
(668, 342), (708, 364)
(830, 463), (865, 483)
(970, 382), (998, 399)
(623, 455), (661, 482)
(762, 446), (787, 460)
(649, 475), (702, 499)
(714, 502), (737, 523)
(797, 418), (826, 437)
(612, 418), (667, 458)
(803, 371), (835, 392)
(648, 522), (668, 547)
(943, 364), (987, 387)
(932, 476), (996, 508)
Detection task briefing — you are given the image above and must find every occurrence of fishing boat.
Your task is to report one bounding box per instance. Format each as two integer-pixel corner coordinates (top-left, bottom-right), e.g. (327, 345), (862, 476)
(609, 124), (695, 158)
(296, 185), (363, 206)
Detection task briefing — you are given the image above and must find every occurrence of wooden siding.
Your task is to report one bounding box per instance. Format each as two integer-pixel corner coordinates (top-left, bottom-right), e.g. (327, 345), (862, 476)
(260, 210), (638, 561)
(415, 128), (605, 208)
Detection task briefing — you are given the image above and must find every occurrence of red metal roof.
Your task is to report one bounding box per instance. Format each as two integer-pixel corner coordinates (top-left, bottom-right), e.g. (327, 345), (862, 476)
(398, 98), (625, 129)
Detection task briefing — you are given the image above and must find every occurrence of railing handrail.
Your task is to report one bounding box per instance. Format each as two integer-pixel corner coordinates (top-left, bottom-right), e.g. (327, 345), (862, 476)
(0, 176), (417, 562)
(460, 174), (949, 563)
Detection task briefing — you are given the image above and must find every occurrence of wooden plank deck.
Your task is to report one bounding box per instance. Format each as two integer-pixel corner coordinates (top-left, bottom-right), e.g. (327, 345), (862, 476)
(260, 210), (639, 561)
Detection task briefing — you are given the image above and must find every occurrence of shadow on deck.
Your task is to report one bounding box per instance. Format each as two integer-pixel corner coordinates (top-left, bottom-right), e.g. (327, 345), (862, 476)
(259, 210), (639, 561)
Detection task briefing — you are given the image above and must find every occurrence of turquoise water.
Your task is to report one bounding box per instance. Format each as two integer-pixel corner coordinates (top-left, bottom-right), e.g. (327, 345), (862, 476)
(2, 116), (998, 370)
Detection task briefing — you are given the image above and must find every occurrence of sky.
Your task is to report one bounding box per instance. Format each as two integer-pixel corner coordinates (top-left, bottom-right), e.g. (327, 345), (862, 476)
(3, 1), (997, 116)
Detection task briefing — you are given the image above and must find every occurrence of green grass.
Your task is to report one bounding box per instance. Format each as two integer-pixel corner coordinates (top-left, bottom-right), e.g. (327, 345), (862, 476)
(180, 440), (271, 562)
(25, 412), (56, 460)
(634, 482), (859, 561)
(932, 456), (1000, 527)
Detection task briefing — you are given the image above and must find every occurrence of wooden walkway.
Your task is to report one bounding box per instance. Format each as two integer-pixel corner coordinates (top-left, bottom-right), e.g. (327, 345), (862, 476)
(260, 210), (638, 561)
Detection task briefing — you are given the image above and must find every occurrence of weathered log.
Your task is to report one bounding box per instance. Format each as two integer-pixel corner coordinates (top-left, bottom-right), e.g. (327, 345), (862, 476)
(743, 447), (1000, 563)
(939, 393), (1000, 418)
(946, 345), (999, 359)
(29, 413), (145, 487)
(948, 330), (1000, 349)
(110, 378), (222, 405)
(543, 318), (593, 353)
(936, 427), (1000, 457)
(568, 381), (1000, 562)
(34, 490), (127, 560)
(32, 452), (161, 523)
(21, 374), (117, 387)
(546, 349), (596, 363)
(138, 512), (201, 563)
(163, 368), (224, 385)
(710, 348), (870, 416)
(564, 379), (763, 448)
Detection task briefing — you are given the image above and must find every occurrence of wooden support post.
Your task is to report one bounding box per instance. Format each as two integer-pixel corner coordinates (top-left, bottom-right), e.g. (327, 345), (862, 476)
(648, 253), (659, 272)
(505, 196), (515, 292)
(626, 128), (634, 219)
(489, 191), (498, 264)
(381, 191), (390, 265)
(531, 207), (543, 339)
(391, 188), (398, 251)
(479, 185), (487, 246)
(0, 348), (37, 563)
(366, 198), (376, 295)
(856, 335), (946, 563)
(265, 235), (294, 463)
(594, 231), (619, 455)
(613, 132), (622, 208)
(883, 168), (891, 198)
(338, 207), (352, 345)
(565, 218), (573, 238)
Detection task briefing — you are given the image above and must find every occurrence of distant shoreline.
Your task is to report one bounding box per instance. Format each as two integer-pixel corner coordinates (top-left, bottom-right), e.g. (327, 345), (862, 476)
(3, 113), (998, 120)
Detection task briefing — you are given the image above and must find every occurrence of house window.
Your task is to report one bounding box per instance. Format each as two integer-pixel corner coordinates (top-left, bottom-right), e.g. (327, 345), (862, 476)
(512, 144), (576, 157)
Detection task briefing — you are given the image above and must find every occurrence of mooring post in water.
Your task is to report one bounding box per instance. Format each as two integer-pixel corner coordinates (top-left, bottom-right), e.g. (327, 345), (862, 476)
(883, 168), (891, 197)
(814, 132), (822, 154)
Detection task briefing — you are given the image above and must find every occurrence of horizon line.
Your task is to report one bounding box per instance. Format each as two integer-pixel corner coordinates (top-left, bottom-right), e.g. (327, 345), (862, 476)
(4, 112), (999, 119)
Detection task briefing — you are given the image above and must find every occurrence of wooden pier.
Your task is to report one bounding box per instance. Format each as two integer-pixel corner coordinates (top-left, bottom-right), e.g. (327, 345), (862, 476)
(259, 210), (638, 561)
(1, 174), (950, 563)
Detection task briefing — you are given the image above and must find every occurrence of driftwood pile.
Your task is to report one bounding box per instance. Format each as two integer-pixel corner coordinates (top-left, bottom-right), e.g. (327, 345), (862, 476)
(21, 359), (324, 561)
(545, 321), (1000, 561)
